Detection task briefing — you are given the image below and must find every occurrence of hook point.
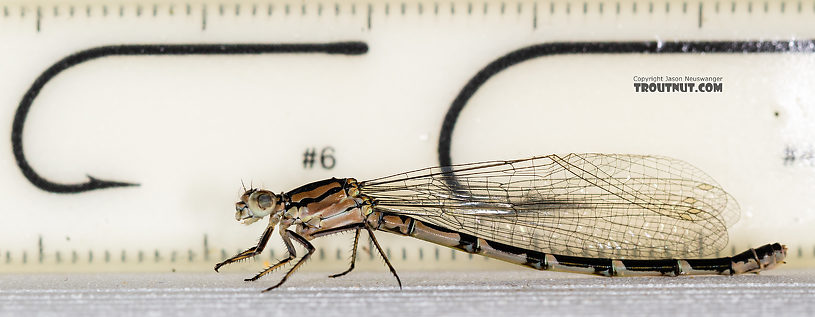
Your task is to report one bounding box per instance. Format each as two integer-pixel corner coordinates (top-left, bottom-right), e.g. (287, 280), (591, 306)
(86, 174), (140, 189)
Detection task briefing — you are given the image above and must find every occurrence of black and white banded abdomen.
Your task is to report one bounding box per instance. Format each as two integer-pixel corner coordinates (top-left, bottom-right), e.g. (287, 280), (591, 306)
(373, 212), (786, 277)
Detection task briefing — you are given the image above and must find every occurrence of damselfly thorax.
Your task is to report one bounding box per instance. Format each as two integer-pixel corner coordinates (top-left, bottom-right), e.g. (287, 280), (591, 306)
(215, 154), (787, 292)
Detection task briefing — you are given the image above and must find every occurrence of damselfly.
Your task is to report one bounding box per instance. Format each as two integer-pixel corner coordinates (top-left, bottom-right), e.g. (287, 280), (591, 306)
(214, 153), (786, 292)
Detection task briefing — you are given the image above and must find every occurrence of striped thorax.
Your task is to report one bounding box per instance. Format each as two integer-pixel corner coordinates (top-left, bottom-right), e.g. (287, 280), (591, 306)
(235, 178), (372, 239)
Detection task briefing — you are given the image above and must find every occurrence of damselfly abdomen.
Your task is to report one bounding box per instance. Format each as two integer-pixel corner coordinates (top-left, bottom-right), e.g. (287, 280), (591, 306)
(214, 154), (786, 292)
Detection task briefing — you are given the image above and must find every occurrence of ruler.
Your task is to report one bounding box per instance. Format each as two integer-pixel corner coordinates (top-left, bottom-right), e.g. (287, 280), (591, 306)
(1, 0), (814, 272)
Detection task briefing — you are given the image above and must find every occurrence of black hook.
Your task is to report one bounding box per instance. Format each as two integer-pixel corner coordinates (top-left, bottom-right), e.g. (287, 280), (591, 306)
(11, 42), (368, 194)
(437, 39), (814, 190)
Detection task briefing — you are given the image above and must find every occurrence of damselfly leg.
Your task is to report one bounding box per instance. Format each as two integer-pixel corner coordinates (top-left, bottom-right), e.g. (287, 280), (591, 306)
(366, 226), (402, 288)
(261, 231), (315, 292)
(329, 227), (361, 278)
(214, 225), (274, 272)
(323, 224), (402, 288)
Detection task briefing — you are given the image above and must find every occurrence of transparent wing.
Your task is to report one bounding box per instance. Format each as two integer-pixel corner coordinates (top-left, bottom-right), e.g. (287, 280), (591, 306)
(360, 153), (739, 259)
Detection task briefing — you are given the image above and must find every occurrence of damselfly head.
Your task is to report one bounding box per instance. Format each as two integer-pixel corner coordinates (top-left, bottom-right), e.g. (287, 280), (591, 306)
(235, 189), (281, 225)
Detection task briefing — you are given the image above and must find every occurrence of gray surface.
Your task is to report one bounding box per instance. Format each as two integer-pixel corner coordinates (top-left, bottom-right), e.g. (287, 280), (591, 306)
(1, 269), (814, 317)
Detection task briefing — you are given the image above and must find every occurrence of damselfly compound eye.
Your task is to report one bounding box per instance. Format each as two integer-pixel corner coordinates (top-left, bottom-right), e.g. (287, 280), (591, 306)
(257, 194), (274, 209)
(241, 189), (279, 221)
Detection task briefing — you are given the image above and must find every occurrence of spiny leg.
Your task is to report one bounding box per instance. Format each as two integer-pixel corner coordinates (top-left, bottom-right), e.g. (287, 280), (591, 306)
(262, 231), (315, 292)
(245, 228), (299, 282)
(329, 227), (361, 278)
(214, 225), (274, 272)
(366, 226), (402, 289)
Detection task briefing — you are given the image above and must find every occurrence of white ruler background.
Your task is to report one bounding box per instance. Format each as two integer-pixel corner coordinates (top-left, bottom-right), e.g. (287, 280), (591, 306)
(1, 0), (814, 272)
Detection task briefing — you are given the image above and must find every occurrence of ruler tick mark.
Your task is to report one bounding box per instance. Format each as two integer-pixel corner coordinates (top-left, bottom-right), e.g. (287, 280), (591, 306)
(252, 4), (257, 16)
(633, 2), (637, 13)
(698, 3), (703, 28)
(269, 3), (274, 16)
(204, 235), (210, 261)
(285, 4), (290, 15)
(186, 3), (191, 16)
(119, 5), (123, 17)
(781, 2), (785, 12)
(533, 2), (537, 29)
(649, 2), (654, 13)
(318, 3), (323, 16)
(201, 5), (207, 30)
(683, 2), (687, 13)
(420, 3), (424, 14)
(385, 3), (389, 15)
(715, 1), (719, 13)
(153, 4), (158, 16)
(336, 3), (340, 15)
(482, 2), (486, 14)
(468, 2), (472, 15)
(567, 3), (570, 14)
(584, 2), (588, 14)
(549, 2), (553, 14)
(38, 236), (43, 263)
(137, 5), (142, 16)
(36, 6), (40, 32)
(517, 2), (522, 14)
(103, 5), (108, 16)
(451, 2), (455, 15)
(302, 3), (306, 15)
(748, 1), (752, 13)
(218, 4), (224, 16)
(367, 3), (371, 29)
(616, 2), (620, 14)
(764, 1), (768, 13)
(501, 2), (506, 14)
(435, 2), (439, 15)
(52, 5), (57, 17)
(600, 2), (604, 13)
(352, 3), (356, 15)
